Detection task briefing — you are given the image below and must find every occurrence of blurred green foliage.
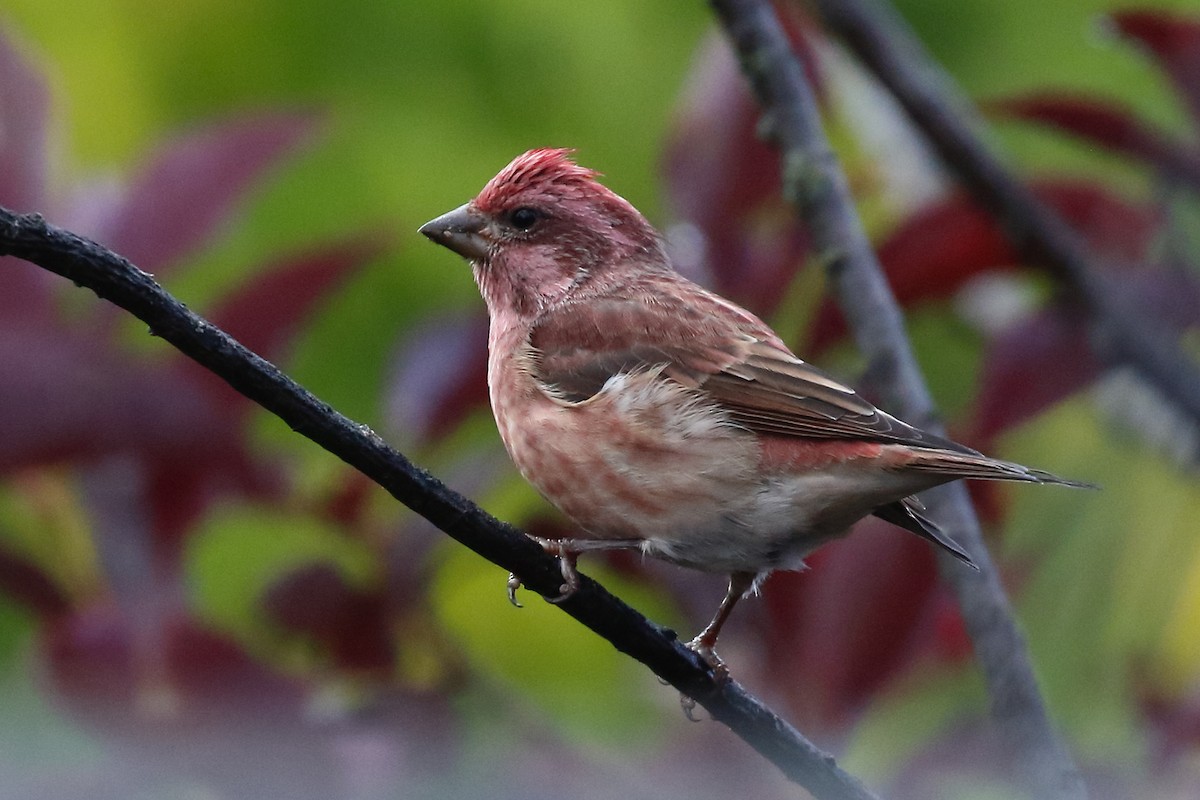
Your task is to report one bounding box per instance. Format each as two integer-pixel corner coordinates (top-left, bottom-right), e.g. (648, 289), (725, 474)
(3, 0), (711, 429)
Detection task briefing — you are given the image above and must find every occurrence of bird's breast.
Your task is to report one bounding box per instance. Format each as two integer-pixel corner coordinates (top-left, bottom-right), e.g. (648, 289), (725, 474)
(488, 347), (759, 547)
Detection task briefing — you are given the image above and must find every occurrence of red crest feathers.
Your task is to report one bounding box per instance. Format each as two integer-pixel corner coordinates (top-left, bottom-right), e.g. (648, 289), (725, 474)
(474, 148), (603, 213)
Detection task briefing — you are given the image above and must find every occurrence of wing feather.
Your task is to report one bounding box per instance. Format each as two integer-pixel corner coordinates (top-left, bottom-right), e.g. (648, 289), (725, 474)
(527, 287), (975, 452)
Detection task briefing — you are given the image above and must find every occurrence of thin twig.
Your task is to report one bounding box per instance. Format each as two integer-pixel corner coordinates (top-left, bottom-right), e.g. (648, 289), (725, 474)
(709, 1), (1086, 797)
(814, 0), (1200, 455)
(0, 207), (881, 800)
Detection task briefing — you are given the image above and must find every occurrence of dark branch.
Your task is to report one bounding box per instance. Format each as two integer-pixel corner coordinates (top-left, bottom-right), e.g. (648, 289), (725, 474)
(814, 0), (1200, 456)
(708, 1), (1086, 797)
(0, 208), (880, 800)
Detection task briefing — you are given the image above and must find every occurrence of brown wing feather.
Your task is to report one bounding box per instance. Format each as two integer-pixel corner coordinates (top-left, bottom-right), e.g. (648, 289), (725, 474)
(528, 287), (975, 453)
(527, 281), (754, 399)
(698, 340), (975, 451)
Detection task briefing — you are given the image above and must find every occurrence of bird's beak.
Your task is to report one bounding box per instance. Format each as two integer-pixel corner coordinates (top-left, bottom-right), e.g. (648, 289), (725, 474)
(419, 203), (490, 261)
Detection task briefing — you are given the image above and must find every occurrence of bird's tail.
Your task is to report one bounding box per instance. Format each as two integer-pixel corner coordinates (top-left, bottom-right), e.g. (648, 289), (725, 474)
(874, 497), (977, 568)
(904, 449), (1096, 489)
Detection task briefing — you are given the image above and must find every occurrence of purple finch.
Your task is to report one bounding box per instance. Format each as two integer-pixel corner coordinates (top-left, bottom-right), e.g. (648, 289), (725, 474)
(420, 148), (1084, 667)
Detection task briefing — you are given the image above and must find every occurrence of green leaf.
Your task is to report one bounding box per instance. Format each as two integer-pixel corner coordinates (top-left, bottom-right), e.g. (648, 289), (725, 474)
(185, 504), (376, 650)
(429, 541), (680, 747)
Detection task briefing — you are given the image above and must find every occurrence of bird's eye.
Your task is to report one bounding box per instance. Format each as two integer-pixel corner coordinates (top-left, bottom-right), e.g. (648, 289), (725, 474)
(509, 207), (540, 231)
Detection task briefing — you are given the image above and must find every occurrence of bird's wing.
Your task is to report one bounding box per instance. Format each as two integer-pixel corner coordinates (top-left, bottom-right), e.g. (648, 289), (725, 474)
(527, 291), (975, 452)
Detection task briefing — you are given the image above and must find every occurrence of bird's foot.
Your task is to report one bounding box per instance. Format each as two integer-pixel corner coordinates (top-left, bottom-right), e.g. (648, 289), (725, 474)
(504, 564), (575, 605)
(508, 536), (643, 605)
(531, 536), (581, 603)
(505, 539), (581, 606)
(685, 636), (730, 681)
(679, 693), (702, 722)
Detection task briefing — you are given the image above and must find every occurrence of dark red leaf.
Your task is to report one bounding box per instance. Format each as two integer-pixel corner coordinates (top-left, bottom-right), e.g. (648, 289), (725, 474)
(707, 217), (811, 320)
(1141, 686), (1200, 769)
(663, 4), (822, 228)
(661, 5), (822, 317)
(971, 307), (1096, 444)
(0, 320), (282, 558)
(0, 31), (56, 321)
(163, 615), (308, 714)
(322, 470), (376, 527)
(760, 522), (956, 727)
(45, 605), (141, 721)
(207, 236), (384, 361)
(0, 541), (69, 618)
(989, 94), (1200, 187)
(1, 239), (376, 546)
(0, 315), (285, 557)
(144, 448), (282, 560)
(663, 33), (785, 233)
(1037, 181), (1161, 261)
(874, 191), (1013, 300)
(133, 239), (383, 545)
(91, 112), (318, 273)
(661, 33), (802, 317)
(385, 313), (489, 444)
(263, 563), (394, 672)
(46, 606), (306, 725)
(0, 257), (58, 325)
(0, 30), (49, 215)
(1111, 10), (1200, 128)
(167, 236), (386, 442)
(0, 326), (229, 473)
(810, 180), (1157, 352)
(972, 268), (1200, 443)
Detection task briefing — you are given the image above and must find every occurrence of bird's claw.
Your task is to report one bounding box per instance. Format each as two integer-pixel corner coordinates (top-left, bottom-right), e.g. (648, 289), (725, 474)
(506, 573), (524, 607)
(503, 538), (582, 606)
(532, 536), (582, 603)
(546, 563), (580, 604)
(675, 636), (730, 719)
(685, 636), (731, 682)
(680, 694), (701, 722)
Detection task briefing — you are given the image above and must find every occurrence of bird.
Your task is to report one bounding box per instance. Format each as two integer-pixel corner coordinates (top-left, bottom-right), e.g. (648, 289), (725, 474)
(419, 148), (1087, 670)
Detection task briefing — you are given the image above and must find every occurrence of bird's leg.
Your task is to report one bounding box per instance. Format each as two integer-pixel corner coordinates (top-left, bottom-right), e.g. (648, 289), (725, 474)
(507, 537), (643, 605)
(686, 571), (758, 676)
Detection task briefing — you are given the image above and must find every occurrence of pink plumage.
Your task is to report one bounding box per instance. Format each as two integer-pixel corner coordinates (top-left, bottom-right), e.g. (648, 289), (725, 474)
(420, 149), (1085, 670)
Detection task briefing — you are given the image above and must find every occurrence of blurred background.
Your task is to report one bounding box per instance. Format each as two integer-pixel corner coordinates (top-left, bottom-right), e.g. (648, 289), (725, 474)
(0, 0), (1198, 797)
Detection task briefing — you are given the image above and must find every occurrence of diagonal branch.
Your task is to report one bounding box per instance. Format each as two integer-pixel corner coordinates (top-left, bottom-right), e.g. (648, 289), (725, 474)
(0, 207), (880, 800)
(709, 1), (1086, 798)
(813, 0), (1200, 454)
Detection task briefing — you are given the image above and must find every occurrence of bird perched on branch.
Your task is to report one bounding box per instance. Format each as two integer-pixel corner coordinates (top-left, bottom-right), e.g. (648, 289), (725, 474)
(420, 148), (1086, 671)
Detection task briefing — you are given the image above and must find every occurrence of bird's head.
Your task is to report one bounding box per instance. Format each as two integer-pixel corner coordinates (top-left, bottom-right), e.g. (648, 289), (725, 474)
(420, 148), (667, 318)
